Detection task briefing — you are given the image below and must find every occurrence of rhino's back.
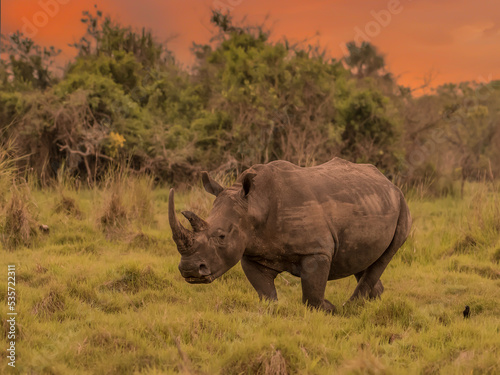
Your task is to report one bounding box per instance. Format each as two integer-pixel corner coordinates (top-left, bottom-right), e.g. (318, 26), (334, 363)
(250, 158), (399, 216)
(245, 158), (403, 277)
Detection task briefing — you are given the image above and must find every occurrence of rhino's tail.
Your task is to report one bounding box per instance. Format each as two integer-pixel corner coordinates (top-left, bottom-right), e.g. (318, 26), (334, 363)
(394, 193), (412, 244)
(350, 192), (412, 300)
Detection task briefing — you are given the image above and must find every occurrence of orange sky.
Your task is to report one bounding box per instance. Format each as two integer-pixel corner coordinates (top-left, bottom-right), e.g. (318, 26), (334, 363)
(2, 0), (500, 90)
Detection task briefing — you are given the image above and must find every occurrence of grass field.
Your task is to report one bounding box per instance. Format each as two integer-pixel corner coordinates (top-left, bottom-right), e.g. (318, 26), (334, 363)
(1, 177), (499, 374)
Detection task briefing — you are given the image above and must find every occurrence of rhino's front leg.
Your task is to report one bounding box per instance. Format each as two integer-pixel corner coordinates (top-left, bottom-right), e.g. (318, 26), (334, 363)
(241, 256), (279, 301)
(300, 254), (336, 314)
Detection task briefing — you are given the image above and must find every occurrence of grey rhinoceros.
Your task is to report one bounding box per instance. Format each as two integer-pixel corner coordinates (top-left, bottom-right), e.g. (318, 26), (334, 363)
(168, 158), (412, 313)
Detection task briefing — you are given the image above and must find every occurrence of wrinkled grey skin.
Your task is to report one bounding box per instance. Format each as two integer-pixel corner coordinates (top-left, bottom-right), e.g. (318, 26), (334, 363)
(169, 158), (412, 314)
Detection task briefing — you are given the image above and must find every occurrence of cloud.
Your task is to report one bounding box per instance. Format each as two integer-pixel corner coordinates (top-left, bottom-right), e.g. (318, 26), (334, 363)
(482, 21), (500, 37)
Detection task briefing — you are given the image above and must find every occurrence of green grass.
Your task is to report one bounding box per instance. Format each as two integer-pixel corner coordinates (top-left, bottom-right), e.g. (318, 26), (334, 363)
(1, 182), (499, 374)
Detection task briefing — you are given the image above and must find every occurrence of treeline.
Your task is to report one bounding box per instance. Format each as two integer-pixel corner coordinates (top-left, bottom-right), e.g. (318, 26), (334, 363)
(1, 9), (499, 192)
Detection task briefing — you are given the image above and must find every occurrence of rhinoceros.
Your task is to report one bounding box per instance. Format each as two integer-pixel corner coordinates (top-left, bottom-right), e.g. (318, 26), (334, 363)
(168, 158), (412, 313)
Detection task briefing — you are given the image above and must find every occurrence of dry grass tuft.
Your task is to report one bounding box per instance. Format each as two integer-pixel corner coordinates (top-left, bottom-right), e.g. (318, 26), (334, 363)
(87, 330), (138, 353)
(468, 184), (500, 234)
(262, 348), (288, 375)
(97, 173), (155, 237)
(0, 140), (39, 249)
(339, 349), (389, 375)
(0, 138), (19, 204)
(99, 190), (128, 234)
(224, 346), (290, 375)
(128, 231), (159, 250)
(32, 288), (66, 318)
(54, 194), (82, 218)
(127, 175), (155, 225)
(102, 264), (170, 293)
(451, 234), (478, 255)
(1, 188), (39, 250)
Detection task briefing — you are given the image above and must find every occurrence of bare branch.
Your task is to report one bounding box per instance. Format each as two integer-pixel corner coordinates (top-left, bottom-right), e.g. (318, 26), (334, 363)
(59, 144), (114, 161)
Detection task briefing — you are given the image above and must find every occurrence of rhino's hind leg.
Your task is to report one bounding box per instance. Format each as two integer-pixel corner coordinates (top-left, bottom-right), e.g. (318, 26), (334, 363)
(349, 195), (411, 302)
(300, 254), (336, 314)
(354, 272), (384, 299)
(349, 250), (395, 302)
(241, 256), (279, 301)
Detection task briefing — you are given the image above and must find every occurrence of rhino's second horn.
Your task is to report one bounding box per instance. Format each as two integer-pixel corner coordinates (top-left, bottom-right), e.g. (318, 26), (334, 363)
(181, 210), (208, 232)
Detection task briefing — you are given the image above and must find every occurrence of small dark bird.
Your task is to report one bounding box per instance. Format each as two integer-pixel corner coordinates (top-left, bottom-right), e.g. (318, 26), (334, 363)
(463, 305), (470, 319)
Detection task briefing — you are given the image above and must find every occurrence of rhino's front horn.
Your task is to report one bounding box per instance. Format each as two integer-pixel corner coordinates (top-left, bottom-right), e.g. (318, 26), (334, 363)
(182, 211), (208, 232)
(168, 188), (193, 255)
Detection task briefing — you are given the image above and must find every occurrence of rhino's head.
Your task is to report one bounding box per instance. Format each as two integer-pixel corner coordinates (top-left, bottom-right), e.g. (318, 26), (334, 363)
(168, 171), (256, 284)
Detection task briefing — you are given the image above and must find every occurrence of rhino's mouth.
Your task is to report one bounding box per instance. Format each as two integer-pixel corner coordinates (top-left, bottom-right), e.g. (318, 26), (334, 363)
(184, 275), (214, 284)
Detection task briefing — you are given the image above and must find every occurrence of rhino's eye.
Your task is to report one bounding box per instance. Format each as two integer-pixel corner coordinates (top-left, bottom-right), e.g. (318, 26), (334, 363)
(218, 234), (226, 240)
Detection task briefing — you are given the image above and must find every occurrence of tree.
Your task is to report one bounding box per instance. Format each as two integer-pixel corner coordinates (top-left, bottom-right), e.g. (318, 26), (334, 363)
(438, 83), (498, 183)
(191, 10), (347, 168)
(343, 41), (392, 82)
(337, 86), (403, 173)
(0, 32), (60, 90)
(70, 5), (172, 69)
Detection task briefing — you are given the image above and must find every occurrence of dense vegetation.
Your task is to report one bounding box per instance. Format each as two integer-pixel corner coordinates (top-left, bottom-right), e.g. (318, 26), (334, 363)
(1, 9), (498, 191)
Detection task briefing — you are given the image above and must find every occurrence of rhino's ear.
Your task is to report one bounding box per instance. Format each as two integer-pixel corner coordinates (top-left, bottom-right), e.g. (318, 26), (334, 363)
(241, 172), (257, 198)
(201, 171), (224, 197)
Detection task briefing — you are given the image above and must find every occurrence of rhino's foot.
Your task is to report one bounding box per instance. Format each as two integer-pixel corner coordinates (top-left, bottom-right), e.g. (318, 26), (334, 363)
(305, 299), (337, 315)
(348, 283), (371, 301)
(349, 278), (384, 301)
(369, 280), (384, 299)
(321, 299), (337, 315)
